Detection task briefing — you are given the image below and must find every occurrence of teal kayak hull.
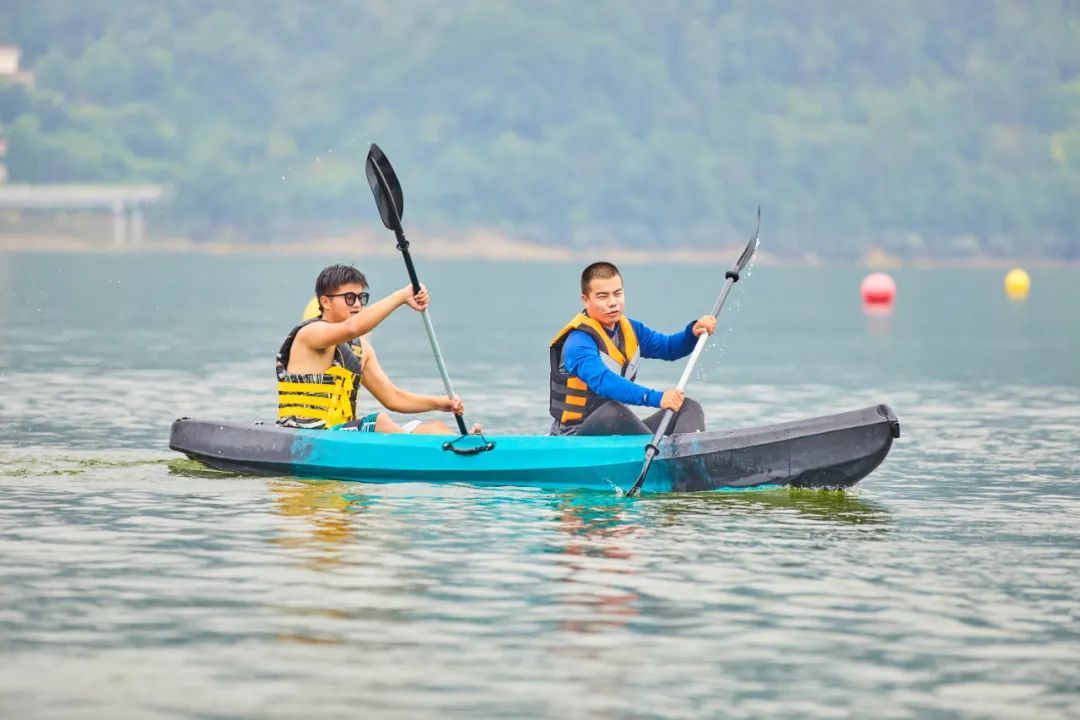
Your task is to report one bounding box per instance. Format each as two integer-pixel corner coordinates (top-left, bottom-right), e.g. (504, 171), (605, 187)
(169, 405), (899, 494)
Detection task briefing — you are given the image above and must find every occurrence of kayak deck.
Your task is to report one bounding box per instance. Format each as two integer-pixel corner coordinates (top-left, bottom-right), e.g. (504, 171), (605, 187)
(169, 405), (899, 494)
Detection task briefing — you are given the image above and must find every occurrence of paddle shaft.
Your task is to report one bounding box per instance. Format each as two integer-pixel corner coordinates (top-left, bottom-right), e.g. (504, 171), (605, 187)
(391, 226), (468, 436)
(365, 144), (470, 436)
(627, 272), (739, 494)
(625, 207), (759, 498)
(647, 275), (737, 441)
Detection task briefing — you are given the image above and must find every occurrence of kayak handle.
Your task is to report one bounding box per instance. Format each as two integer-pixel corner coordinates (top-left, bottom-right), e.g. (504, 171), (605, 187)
(442, 433), (496, 456)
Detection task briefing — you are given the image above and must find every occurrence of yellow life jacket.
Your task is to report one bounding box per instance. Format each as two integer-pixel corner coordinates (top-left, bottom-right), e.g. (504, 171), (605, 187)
(549, 312), (640, 425)
(275, 319), (364, 429)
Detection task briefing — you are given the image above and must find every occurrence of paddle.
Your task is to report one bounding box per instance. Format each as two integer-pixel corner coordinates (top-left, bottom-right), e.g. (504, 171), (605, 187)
(364, 143), (469, 436)
(624, 208), (761, 497)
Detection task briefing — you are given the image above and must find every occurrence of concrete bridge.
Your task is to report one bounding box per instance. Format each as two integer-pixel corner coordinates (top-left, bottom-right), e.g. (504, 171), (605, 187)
(0, 184), (169, 247)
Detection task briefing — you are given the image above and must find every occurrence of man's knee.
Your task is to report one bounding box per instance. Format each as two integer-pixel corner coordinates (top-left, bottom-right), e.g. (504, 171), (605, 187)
(373, 412), (398, 433)
(412, 420), (451, 435)
(579, 401), (650, 436)
(674, 397), (705, 432)
(680, 397), (702, 415)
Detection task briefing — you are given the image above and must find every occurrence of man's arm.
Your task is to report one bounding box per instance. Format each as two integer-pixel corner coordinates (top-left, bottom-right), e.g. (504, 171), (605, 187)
(298, 285), (426, 350)
(360, 343), (458, 414)
(632, 318), (698, 361)
(563, 332), (664, 408)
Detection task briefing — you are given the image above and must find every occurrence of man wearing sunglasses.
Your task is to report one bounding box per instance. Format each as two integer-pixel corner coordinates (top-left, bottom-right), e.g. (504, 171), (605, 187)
(276, 263), (473, 434)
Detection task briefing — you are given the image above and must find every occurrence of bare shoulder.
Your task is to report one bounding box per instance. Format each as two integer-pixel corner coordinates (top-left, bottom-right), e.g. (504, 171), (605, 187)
(295, 317), (346, 351)
(361, 337), (378, 364)
(292, 320), (322, 347)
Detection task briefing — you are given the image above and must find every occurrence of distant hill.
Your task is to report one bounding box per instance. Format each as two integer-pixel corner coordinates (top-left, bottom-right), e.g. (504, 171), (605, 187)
(2, 1), (1078, 258)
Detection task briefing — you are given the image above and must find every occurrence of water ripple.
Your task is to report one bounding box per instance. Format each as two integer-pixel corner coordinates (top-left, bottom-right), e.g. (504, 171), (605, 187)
(2, 259), (1078, 717)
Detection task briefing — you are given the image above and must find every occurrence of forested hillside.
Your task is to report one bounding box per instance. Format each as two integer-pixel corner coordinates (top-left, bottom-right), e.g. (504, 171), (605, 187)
(2, 1), (1078, 257)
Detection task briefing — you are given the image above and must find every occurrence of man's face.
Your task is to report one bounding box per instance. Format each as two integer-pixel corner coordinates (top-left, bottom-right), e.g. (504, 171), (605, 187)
(582, 275), (625, 329)
(319, 282), (368, 323)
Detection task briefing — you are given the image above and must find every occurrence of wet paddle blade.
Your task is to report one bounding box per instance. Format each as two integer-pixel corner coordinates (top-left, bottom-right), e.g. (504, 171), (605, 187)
(735, 206), (761, 274)
(626, 449), (657, 497)
(365, 143), (405, 229)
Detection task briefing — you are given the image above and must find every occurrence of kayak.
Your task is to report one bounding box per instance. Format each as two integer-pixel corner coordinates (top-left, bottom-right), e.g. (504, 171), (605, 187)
(169, 404), (899, 494)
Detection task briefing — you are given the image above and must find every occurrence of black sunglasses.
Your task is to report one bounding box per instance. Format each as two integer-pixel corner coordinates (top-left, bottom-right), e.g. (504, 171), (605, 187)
(325, 291), (370, 307)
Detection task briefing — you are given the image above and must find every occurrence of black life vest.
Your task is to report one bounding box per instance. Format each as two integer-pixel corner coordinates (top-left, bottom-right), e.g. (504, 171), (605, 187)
(549, 313), (640, 425)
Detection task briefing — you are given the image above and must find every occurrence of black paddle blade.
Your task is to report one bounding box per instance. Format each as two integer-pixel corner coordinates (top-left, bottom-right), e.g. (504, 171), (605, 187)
(365, 143), (405, 230)
(735, 206), (761, 274)
(625, 446), (658, 497)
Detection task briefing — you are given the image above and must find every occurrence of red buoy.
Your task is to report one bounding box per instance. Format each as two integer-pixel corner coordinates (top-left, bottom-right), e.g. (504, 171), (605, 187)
(860, 272), (896, 306)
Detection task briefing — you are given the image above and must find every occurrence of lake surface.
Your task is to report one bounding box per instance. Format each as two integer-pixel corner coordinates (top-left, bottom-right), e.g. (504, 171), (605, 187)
(1, 252), (1077, 718)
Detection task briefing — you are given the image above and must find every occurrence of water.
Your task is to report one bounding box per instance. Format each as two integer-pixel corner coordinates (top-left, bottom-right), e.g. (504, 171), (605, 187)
(1, 253), (1077, 718)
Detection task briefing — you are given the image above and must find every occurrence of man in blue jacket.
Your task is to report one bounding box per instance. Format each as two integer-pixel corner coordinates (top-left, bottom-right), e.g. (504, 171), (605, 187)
(549, 261), (715, 436)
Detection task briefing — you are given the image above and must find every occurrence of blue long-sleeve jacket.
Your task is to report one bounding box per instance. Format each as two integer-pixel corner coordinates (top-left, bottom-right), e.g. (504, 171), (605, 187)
(560, 318), (697, 408)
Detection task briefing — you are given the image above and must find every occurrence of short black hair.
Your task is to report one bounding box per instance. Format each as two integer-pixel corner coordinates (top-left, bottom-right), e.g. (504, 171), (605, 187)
(315, 264), (368, 298)
(581, 261), (621, 295)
